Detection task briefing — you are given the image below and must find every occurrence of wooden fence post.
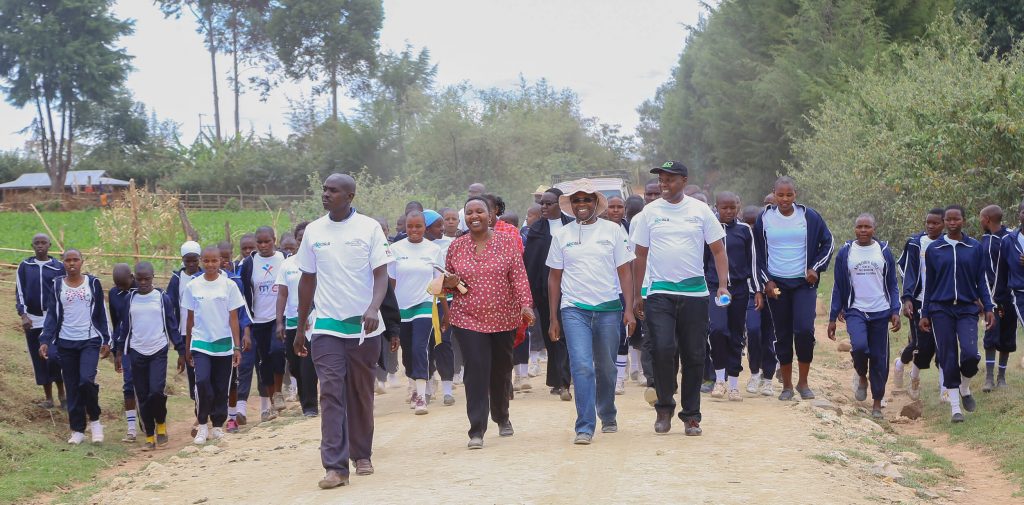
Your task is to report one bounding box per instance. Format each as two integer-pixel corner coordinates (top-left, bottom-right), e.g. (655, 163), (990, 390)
(129, 179), (141, 262)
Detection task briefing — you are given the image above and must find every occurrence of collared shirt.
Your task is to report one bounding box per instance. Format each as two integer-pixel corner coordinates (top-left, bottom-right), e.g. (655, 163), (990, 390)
(445, 232), (533, 333)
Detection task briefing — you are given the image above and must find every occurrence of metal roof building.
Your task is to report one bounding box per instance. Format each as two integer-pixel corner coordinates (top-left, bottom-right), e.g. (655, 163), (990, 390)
(0, 170), (130, 190)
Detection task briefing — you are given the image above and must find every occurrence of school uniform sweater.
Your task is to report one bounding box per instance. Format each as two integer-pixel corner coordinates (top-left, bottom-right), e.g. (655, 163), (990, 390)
(829, 241), (900, 321)
(703, 219), (760, 291)
(753, 203), (834, 288)
(980, 226), (1009, 303)
(897, 232), (932, 301)
(15, 256), (65, 321)
(995, 230), (1024, 301)
(39, 275), (111, 346)
(921, 234), (994, 318)
(108, 285), (135, 345)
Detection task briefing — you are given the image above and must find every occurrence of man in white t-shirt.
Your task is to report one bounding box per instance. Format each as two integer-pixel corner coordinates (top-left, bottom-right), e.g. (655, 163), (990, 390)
(457, 182), (486, 232)
(631, 161), (730, 437)
(293, 173), (394, 490)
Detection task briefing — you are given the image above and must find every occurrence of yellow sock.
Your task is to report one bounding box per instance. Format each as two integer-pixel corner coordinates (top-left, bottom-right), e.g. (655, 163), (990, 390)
(146, 435), (155, 444)
(156, 423), (167, 435)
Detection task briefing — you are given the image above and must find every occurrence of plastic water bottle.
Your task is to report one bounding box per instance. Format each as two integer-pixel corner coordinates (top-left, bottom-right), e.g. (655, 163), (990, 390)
(715, 294), (731, 307)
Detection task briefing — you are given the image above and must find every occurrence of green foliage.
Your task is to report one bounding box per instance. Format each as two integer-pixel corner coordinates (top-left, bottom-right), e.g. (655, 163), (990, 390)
(0, 150), (41, 183)
(291, 170), (454, 225)
(223, 196), (241, 211)
(790, 15), (1024, 246)
(956, 0), (1024, 57)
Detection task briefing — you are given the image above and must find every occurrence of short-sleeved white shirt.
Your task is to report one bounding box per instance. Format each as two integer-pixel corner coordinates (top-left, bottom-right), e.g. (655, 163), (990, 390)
(388, 238), (441, 321)
(630, 197), (726, 297)
(250, 252), (284, 323)
(127, 290), (168, 356)
(848, 241), (890, 313)
(274, 256), (301, 328)
(60, 280), (95, 341)
(547, 219), (634, 311)
(295, 211), (394, 339)
(183, 273), (245, 356)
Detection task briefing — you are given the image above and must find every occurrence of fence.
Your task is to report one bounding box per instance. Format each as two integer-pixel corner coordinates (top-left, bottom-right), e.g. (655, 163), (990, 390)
(175, 192), (311, 210)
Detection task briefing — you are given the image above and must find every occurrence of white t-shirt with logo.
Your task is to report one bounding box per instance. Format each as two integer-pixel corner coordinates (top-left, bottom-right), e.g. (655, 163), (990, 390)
(848, 241), (890, 313)
(763, 207), (808, 279)
(183, 273), (246, 356)
(548, 218), (564, 233)
(60, 279), (96, 341)
(127, 290), (168, 355)
(628, 210), (652, 299)
(250, 252), (284, 323)
(547, 219), (634, 311)
(388, 238), (441, 321)
(274, 255), (302, 328)
(916, 235), (936, 303)
(630, 197), (725, 297)
(295, 211), (394, 339)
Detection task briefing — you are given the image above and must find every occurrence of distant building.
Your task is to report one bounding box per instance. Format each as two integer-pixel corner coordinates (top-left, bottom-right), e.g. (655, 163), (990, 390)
(0, 170), (130, 206)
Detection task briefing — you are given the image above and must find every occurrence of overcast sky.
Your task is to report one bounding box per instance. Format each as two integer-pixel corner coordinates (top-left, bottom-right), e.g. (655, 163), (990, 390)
(0, 0), (702, 151)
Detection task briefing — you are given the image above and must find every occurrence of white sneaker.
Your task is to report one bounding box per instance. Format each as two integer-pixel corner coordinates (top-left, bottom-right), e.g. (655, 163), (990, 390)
(728, 389), (743, 402)
(375, 380), (386, 394)
(513, 376), (524, 392)
(193, 425), (209, 445)
(893, 359), (905, 389)
(615, 376), (626, 395)
(89, 421), (104, 444)
(414, 396), (428, 415)
(746, 372), (762, 394)
(643, 387), (657, 407)
(387, 373), (400, 388)
(528, 362), (541, 378)
(454, 369), (464, 385)
(409, 392), (419, 410)
(68, 432), (85, 445)
(711, 381), (727, 399)
(759, 379), (776, 397)
(211, 427), (225, 440)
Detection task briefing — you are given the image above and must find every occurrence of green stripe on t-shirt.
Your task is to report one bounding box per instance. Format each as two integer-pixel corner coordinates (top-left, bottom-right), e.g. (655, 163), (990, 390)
(571, 299), (623, 312)
(640, 287), (648, 298)
(314, 316), (364, 335)
(399, 301), (433, 321)
(650, 277), (708, 295)
(285, 316), (298, 329)
(191, 337), (233, 354)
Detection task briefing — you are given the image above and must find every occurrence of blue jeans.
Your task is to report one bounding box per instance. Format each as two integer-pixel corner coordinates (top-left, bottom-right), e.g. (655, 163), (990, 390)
(561, 307), (621, 435)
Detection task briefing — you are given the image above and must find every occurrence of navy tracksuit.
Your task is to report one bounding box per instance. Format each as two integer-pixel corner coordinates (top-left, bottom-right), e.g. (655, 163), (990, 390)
(995, 230), (1024, 353)
(108, 286), (136, 402)
(830, 241), (900, 400)
(40, 275), (111, 433)
(754, 204), (834, 365)
(15, 256), (65, 386)
(922, 235), (993, 390)
(704, 219), (760, 378)
(896, 232), (938, 370)
(982, 227), (1017, 353)
(113, 289), (183, 437)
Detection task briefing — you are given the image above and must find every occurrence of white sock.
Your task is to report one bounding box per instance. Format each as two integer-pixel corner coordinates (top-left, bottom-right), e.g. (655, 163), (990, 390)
(260, 396), (271, 413)
(228, 406), (237, 421)
(442, 380), (453, 396)
(516, 364), (528, 378)
(90, 420), (102, 431)
(236, 400), (247, 417)
(910, 365), (921, 380)
(628, 348), (641, 372)
(948, 390), (962, 414)
(415, 379), (427, 398)
(959, 376), (971, 397)
(616, 354), (627, 380)
(750, 371), (762, 381)
(290, 377), (297, 389)
(529, 351), (540, 364)
(125, 410), (137, 433)
(728, 376), (739, 390)
(894, 359), (904, 373)
(715, 369), (726, 383)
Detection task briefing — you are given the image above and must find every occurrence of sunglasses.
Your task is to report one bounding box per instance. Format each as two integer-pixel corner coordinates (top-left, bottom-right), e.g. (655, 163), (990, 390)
(570, 196), (596, 204)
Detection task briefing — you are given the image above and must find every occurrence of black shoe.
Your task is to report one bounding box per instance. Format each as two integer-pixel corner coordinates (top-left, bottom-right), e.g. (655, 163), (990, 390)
(498, 420), (514, 437)
(951, 412), (965, 423)
(654, 411), (671, 434)
(961, 394), (977, 413)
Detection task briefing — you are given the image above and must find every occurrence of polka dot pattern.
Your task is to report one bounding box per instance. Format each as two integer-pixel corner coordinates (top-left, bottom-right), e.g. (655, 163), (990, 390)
(446, 232), (533, 333)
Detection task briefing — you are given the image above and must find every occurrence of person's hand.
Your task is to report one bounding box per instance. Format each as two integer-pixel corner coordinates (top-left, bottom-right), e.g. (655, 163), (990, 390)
(442, 273), (461, 289)
(293, 336), (308, 358)
(623, 310), (636, 336)
(902, 300), (914, 319)
(276, 322), (286, 342)
(38, 343), (48, 360)
(890, 314), (901, 332)
(805, 269), (819, 285)
(837, 310), (846, 323)
(521, 307), (536, 327)
(100, 344), (111, 359)
(548, 318), (561, 342)
(185, 349), (194, 368)
(20, 314), (32, 332)
(716, 286), (730, 303)
(996, 305), (1005, 318)
(754, 292), (764, 311)
(389, 336), (400, 352)
(985, 311), (996, 330)
(242, 334), (252, 352)
(362, 308), (380, 334)
(765, 280), (780, 300)
(176, 354), (186, 373)
(827, 321), (837, 341)
(440, 313), (449, 333)
(114, 352), (123, 373)
(633, 298), (645, 321)
(232, 348), (241, 367)
(919, 317), (931, 333)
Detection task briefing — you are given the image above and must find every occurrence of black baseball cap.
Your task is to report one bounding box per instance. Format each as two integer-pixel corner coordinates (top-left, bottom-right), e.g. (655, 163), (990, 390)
(650, 160), (688, 177)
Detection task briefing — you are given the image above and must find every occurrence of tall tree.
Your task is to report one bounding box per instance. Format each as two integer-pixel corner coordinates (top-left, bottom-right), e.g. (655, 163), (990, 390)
(0, 0), (133, 193)
(218, 0), (273, 136)
(956, 0), (1024, 57)
(268, 0), (383, 120)
(156, 0), (224, 141)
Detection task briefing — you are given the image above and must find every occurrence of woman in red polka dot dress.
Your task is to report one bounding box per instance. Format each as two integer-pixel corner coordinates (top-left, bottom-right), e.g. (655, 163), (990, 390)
(443, 197), (535, 449)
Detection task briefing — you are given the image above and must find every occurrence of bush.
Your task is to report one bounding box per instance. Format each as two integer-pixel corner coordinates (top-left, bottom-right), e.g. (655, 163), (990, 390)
(223, 197), (241, 211)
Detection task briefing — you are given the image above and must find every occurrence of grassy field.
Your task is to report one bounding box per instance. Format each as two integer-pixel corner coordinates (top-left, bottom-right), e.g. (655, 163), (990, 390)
(0, 209), (293, 270)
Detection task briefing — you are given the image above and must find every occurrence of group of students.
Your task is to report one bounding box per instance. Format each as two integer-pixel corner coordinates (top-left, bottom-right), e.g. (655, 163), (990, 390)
(13, 166), (1020, 491)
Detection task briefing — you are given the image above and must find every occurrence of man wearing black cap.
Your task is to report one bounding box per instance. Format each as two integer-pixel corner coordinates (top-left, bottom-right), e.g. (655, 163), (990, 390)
(630, 161), (731, 436)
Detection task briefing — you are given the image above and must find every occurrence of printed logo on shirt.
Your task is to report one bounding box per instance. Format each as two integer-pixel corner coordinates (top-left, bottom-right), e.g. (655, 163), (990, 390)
(653, 217), (671, 224)
(597, 239), (613, 247)
(345, 239), (367, 248)
(682, 216), (700, 224)
(312, 241), (332, 250)
(261, 263), (275, 278)
(565, 241), (581, 248)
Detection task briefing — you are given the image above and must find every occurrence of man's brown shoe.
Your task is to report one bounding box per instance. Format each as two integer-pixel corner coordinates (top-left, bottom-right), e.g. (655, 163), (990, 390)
(318, 470), (349, 489)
